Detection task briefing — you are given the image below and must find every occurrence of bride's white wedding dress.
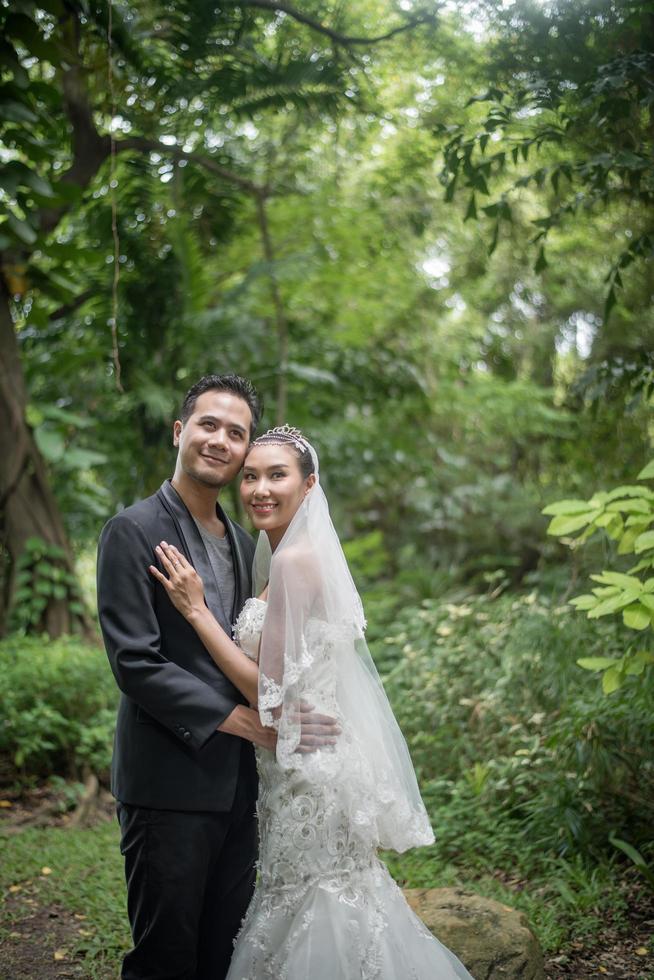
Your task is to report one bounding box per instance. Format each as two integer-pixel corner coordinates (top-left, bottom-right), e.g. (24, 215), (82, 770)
(226, 597), (474, 980)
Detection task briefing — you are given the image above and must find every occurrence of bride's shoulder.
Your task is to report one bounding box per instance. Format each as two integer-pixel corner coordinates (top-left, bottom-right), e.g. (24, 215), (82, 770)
(273, 543), (321, 587)
(273, 542), (314, 569)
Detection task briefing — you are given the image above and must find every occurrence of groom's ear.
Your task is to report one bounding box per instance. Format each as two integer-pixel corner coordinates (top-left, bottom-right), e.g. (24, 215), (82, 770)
(173, 419), (183, 446)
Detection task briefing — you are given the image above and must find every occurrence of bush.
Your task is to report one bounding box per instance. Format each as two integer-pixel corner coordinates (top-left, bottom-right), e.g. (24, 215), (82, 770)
(374, 589), (654, 873)
(0, 634), (117, 783)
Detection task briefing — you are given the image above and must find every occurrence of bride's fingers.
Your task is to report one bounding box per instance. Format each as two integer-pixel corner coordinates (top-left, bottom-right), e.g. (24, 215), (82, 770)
(296, 734), (338, 752)
(300, 723), (340, 735)
(155, 544), (179, 577)
(301, 714), (341, 731)
(161, 541), (187, 567)
(149, 564), (171, 590)
(170, 544), (188, 566)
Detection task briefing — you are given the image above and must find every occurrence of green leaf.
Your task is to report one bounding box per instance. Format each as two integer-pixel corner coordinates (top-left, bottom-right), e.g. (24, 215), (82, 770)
(638, 594), (654, 613)
(624, 652), (654, 676)
(602, 665), (623, 694)
(634, 531), (654, 553)
(569, 594), (598, 610)
(604, 485), (653, 501)
(534, 245), (548, 273)
(547, 510), (602, 536)
(622, 603), (652, 630)
(34, 428), (65, 462)
(637, 460), (654, 480)
(618, 527), (645, 555)
(0, 97), (38, 124)
(606, 498), (651, 514)
(590, 586), (620, 598)
(588, 590), (641, 618)
(628, 558), (654, 575)
(625, 514), (653, 528)
(464, 194), (477, 221)
(542, 499), (590, 516)
(5, 212), (37, 245)
(605, 515), (624, 541)
(576, 657), (619, 671)
(609, 835), (649, 869)
(60, 448), (108, 470)
(1, 160), (55, 199)
(444, 177), (457, 202)
(287, 363), (339, 386)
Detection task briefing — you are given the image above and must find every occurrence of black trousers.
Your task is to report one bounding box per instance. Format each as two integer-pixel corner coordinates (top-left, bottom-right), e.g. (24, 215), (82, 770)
(117, 777), (257, 980)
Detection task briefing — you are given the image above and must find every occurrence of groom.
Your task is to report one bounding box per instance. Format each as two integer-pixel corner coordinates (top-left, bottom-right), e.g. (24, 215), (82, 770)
(98, 374), (307, 980)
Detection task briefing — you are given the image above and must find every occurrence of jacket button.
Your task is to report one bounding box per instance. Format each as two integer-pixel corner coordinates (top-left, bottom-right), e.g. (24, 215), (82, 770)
(183, 731), (191, 741)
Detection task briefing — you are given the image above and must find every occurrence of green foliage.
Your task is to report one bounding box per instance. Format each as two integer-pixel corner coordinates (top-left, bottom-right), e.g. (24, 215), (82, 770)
(342, 531), (390, 588)
(435, 0), (653, 315)
(9, 538), (86, 634)
(609, 834), (654, 893)
(0, 2), (61, 251)
(543, 459), (654, 690)
(376, 589), (653, 873)
(0, 634), (116, 779)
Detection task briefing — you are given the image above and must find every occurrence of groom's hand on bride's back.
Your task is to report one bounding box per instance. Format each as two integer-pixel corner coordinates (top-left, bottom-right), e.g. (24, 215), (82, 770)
(218, 705), (277, 751)
(219, 702), (339, 753)
(296, 701), (340, 753)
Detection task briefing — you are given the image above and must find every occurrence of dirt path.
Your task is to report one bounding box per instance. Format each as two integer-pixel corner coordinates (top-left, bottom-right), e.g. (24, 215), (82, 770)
(1, 885), (91, 980)
(543, 879), (654, 980)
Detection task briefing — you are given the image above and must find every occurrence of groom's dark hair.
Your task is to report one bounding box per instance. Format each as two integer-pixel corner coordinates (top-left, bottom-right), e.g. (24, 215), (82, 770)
(180, 374), (263, 440)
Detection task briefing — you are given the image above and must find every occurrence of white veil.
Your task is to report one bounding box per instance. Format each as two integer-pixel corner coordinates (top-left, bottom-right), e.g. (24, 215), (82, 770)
(252, 439), (434, 853)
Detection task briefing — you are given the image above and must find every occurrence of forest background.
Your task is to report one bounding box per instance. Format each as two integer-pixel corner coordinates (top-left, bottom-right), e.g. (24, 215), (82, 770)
(0, 0), (653, 976)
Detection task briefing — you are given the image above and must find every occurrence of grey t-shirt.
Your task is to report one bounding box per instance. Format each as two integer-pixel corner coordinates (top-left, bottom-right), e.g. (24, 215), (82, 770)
(193, 519), (236, 630)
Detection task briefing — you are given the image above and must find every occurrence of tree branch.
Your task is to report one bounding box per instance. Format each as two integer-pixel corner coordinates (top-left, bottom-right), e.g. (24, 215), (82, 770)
(231, 0), (435, 45)
(116, 137), (265, 195)
(48, 287), (95, 321)
(39, 8), (110, 235)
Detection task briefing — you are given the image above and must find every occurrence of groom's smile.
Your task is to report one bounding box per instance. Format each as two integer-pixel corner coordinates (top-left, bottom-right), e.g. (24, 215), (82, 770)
(200, 452), (231, 465)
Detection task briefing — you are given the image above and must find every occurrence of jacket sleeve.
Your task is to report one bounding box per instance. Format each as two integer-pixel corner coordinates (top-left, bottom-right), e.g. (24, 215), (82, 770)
(97, 513), (240, 749)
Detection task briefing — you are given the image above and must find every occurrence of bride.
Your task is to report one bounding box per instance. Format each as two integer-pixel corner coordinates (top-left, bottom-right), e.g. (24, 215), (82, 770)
(150, 425), (474, 980)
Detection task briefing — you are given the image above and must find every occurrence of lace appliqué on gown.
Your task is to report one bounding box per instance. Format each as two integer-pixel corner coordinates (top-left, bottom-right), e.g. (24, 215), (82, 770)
(227, 598), (474, 980)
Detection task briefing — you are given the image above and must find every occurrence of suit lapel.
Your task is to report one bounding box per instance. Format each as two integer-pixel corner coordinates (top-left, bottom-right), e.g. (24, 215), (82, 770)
(157, 480), (227, 627)
(157, 481), (252, 627)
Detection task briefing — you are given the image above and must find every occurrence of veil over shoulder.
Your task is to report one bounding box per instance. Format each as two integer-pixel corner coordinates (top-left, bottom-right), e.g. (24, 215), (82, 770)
(252, 445), (434, 854)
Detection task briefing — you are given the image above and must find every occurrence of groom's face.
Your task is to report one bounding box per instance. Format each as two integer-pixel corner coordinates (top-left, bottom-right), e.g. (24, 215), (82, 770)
(173, 390), (252, 489)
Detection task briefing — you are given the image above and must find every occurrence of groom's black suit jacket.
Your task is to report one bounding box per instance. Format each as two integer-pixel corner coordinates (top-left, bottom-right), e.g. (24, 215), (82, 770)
(97, 479), (257, 812)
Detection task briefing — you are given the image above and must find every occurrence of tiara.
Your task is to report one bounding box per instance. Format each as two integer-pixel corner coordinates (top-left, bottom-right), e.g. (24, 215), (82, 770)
(253, 424), (311, 454)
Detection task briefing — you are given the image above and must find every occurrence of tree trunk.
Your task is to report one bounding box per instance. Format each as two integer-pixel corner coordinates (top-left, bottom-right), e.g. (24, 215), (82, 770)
(0, 275), (92, 638)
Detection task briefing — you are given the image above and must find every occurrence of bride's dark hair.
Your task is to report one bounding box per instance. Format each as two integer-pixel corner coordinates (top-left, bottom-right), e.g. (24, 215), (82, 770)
(247, 425), (315, 479)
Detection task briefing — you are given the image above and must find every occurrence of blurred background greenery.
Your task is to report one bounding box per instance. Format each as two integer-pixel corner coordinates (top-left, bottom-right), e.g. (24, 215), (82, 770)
(0, 0), (652, 974)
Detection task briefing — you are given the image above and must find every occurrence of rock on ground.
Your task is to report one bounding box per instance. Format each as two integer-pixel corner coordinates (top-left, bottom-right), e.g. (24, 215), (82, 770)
(404, 886), (545, 980)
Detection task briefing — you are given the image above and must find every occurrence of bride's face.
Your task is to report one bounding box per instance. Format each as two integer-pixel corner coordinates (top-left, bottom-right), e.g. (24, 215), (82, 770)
(240, 444), (315, 541)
